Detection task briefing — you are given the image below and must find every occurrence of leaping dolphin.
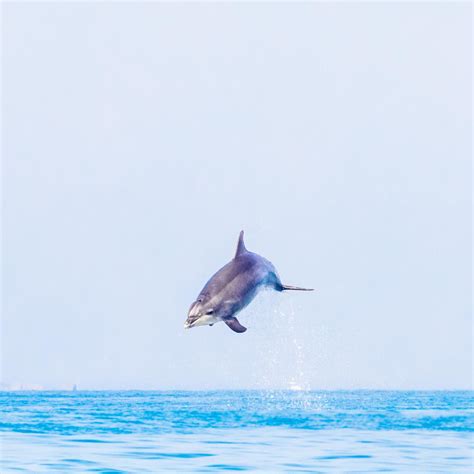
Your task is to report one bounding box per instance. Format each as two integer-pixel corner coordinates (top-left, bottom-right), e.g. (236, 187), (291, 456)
(184, 231), (313, 333)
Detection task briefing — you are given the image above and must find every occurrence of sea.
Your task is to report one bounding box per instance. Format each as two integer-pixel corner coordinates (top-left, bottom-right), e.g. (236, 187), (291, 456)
(0, 390), (472, 472)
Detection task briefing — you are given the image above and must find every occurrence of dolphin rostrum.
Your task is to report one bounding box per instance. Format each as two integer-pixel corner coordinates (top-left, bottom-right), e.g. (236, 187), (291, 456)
(184, 231), (313, 333)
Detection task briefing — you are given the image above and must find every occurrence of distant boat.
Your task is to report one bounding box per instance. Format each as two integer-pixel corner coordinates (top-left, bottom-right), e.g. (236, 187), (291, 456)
(72, 384), (77, 392)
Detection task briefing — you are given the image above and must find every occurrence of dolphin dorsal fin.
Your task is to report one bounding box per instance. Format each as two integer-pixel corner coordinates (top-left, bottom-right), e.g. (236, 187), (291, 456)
(235, 230), (247, 258)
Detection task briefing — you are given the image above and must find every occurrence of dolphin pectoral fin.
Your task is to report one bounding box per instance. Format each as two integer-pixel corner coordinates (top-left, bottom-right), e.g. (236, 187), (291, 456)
(281, 284), (314, 291)
(224, 317), (247, 333)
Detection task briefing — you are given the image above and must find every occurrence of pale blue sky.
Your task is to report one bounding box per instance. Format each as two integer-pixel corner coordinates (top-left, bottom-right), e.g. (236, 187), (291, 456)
(2, 2), (471, 390)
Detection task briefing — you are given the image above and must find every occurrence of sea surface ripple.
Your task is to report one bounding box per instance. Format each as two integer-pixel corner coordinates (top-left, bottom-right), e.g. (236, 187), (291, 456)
(0, 390), (472, 472)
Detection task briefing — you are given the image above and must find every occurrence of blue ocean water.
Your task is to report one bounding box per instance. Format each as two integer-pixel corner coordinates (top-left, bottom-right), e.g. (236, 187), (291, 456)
(0, 390), (472, 472)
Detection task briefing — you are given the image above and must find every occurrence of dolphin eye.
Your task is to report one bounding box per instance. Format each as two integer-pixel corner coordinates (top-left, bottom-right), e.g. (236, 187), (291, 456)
(206, 309), (214, 315)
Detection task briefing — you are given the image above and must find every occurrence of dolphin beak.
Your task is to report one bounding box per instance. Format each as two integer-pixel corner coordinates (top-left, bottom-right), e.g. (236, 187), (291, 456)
(186, 301), (202, 329)
(184, 319), (195, 329)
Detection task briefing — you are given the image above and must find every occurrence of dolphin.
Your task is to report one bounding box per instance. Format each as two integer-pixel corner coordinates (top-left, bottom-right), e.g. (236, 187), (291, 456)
(184, 231), (313, 333)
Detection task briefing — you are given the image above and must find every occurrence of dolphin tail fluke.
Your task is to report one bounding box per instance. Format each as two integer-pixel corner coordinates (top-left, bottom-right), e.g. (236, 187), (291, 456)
(281, 284), (314, 291)
(224, 317), (247, 333)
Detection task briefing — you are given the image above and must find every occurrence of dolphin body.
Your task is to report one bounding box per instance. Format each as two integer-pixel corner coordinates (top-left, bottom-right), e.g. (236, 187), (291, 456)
(184, 231), (313, 333)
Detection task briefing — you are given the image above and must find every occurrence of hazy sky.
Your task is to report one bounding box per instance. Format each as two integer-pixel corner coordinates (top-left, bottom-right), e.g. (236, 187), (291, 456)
(2, 2), (471, 390)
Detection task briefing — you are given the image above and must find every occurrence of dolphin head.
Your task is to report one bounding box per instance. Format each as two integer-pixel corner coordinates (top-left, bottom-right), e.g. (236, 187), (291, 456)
(184, 295), (219, 329)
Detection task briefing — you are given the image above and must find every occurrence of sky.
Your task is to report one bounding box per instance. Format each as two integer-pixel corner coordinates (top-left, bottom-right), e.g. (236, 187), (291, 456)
(1, 2), (471, 390)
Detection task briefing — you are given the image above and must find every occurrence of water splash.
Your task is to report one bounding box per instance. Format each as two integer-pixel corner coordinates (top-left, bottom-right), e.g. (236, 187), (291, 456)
(239, 290), (315, 397)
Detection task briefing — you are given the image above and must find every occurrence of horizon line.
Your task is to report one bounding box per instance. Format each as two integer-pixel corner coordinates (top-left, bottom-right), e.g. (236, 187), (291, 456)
(1, 388), (472, 392)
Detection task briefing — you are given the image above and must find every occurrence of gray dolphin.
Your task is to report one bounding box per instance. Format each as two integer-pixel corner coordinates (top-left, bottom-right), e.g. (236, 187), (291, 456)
(184, 231), (313, 333)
